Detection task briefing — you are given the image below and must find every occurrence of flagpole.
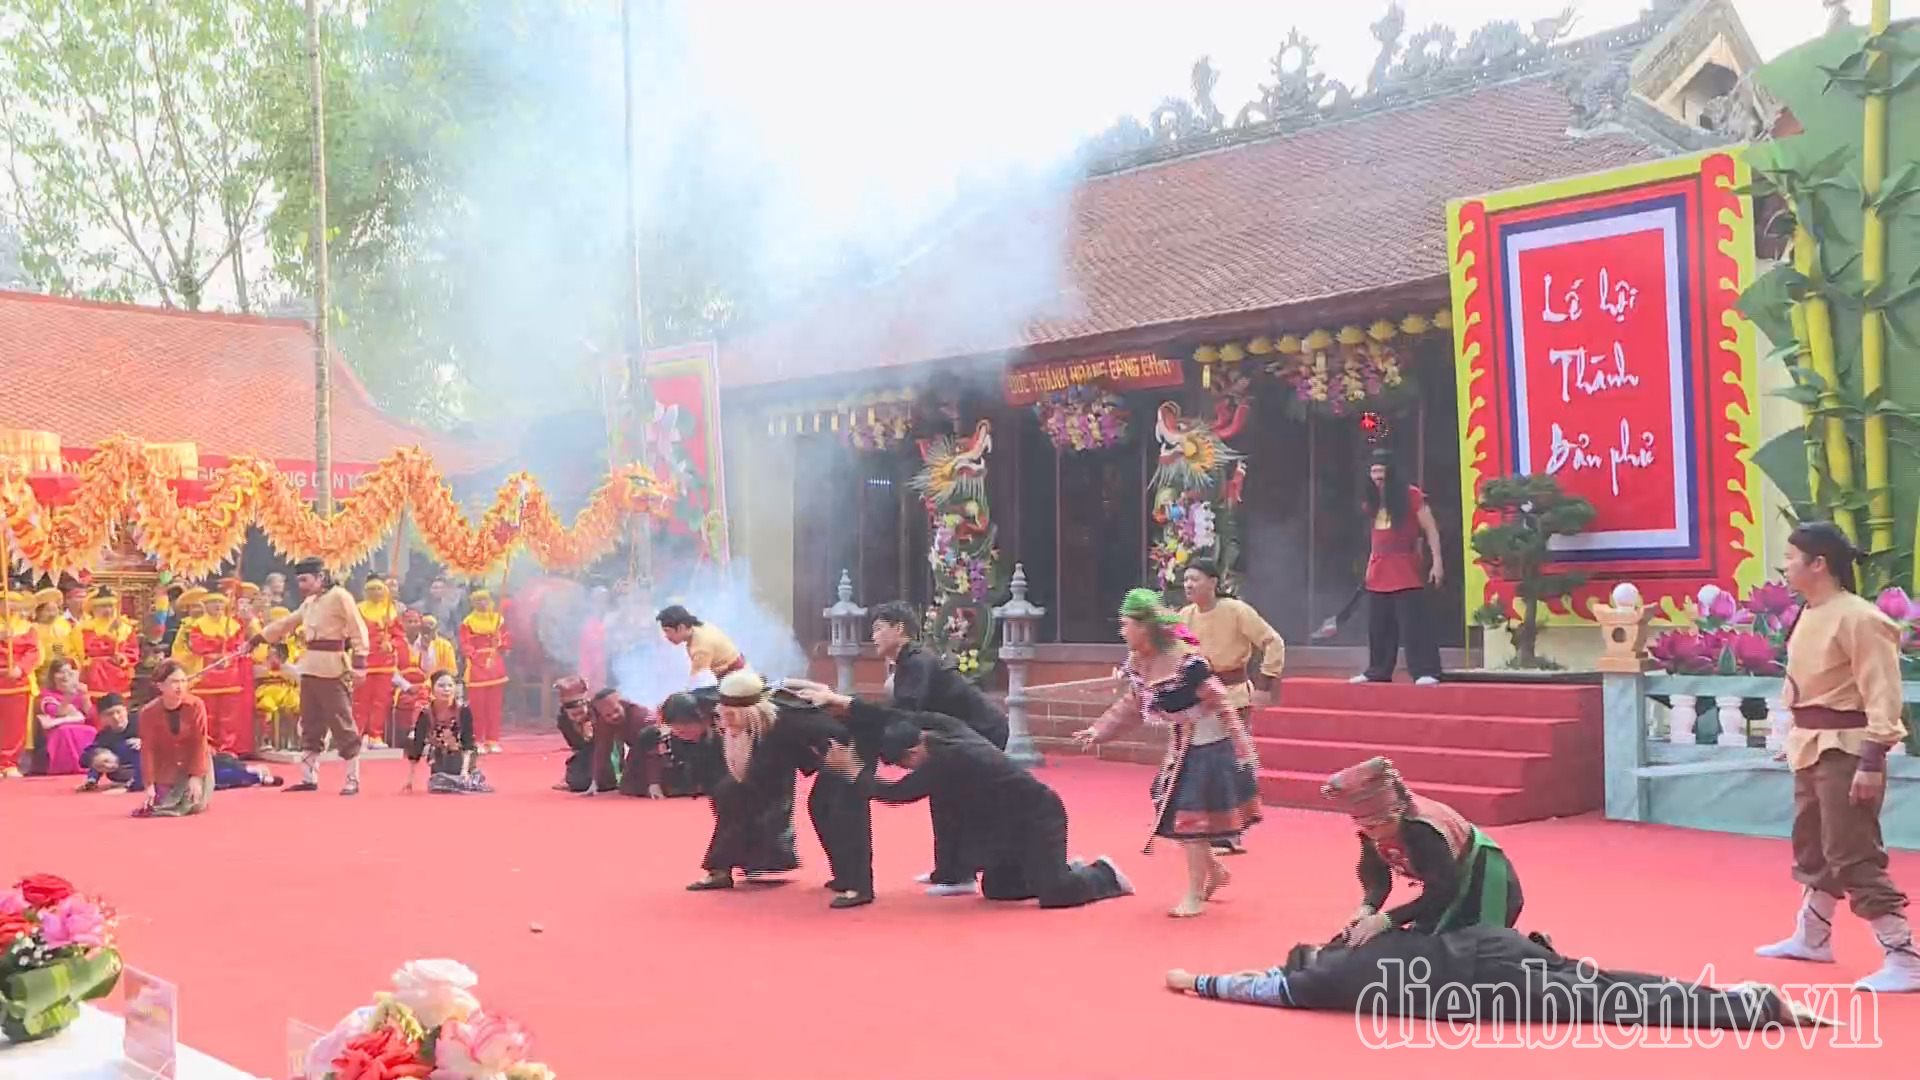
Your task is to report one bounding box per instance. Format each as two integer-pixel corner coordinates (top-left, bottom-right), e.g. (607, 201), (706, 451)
(621, 0), (654, 590)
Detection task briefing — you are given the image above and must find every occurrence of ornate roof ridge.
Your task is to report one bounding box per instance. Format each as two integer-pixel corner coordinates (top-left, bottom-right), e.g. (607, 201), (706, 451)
(1085, 9), (1676, 179)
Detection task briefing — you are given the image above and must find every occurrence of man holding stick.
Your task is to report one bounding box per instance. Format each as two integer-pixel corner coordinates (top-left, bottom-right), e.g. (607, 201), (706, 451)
(250, 558), (369, 795)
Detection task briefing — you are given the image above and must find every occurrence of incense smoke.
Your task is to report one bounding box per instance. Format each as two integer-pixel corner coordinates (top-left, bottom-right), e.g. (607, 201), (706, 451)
(606, 560), (810, 707)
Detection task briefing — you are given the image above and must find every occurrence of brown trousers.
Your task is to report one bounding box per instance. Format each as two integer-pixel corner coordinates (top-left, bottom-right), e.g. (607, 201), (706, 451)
(299, 675), (363, 759)
(1791, 749), (1907, 918)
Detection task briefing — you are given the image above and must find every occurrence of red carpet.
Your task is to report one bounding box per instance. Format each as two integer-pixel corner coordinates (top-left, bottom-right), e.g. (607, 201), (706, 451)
(2, 742), (1916, 1078)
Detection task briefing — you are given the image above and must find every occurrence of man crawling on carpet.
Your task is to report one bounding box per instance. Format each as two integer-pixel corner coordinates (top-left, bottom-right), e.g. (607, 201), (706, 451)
(1165, 924), (1835, 1030)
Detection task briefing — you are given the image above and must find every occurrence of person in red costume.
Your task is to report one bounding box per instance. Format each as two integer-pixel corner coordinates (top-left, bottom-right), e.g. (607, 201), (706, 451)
(353, 575), (408, 750)
(460, 589), (510, 753)
(187, 586), (252, 755)
(73, 587), (138, 707)
(0, 590), (43, 778)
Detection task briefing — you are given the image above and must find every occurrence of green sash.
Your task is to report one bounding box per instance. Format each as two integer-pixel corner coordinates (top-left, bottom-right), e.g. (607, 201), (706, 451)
(1434, 827), (1513, 931)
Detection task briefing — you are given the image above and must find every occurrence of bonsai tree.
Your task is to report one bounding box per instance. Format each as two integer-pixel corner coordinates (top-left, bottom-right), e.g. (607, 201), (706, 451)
(1470, 473), (1597, 669)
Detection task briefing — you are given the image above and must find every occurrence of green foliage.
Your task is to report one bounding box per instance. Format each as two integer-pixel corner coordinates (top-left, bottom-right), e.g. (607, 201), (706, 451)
(1740, 22), (1920, 591)
(1470, 473), (1595, 669)
(0, 0), (293, 309)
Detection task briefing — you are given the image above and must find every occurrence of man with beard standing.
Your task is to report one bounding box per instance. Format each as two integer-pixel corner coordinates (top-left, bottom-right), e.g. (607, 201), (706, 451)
(252, 558), (368, 794)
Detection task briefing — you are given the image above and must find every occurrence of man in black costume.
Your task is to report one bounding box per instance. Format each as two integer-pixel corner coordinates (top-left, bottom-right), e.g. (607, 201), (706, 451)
(552, 676), (618, 794)
(869, 602), (1008, 895)
(806, 688), (1131, 910)
(1166, 925), (1834, 1030)
(690, 671), (863, 907)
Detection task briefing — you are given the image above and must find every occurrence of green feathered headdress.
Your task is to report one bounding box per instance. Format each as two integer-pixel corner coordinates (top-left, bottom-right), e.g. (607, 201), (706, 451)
(1119, 587), (1179, 626)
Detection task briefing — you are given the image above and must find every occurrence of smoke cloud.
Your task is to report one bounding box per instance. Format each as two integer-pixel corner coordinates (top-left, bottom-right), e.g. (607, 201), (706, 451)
(607, 559), (810, 708)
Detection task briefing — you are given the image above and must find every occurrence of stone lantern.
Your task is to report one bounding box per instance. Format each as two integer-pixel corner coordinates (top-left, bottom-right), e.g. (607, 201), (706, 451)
(822, 570), (867, 694)
(992, 563), (1045, 768)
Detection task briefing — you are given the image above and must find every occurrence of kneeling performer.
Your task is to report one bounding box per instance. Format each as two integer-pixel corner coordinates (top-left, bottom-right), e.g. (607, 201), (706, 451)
(810, 688), (1132, 909)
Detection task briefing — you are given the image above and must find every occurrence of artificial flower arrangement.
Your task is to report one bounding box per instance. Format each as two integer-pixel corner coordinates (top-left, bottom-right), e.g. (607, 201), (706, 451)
(1649, 581), (1920, 679)
(1149, 490), (1218, 590)
(0, 873), (122, 1043)
(1266, 333), (1416, 418)
(1034, 386), (1130, 452)
(298, 959), (553, 1080)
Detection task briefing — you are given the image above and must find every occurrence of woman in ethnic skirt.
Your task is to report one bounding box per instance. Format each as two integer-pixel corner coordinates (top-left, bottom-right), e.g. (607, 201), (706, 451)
(402, 671), (492, 794)
(1076, 589), (1261, 917)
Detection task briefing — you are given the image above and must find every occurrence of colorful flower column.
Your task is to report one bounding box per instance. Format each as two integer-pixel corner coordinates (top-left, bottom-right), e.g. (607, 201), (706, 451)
(910, 419), (1004, 678)
(1149, 378), (1249, 599)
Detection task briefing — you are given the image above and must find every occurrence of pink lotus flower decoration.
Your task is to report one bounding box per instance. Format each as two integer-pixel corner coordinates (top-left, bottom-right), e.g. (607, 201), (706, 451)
(1877, 587), (1919, 623)
(1650, 629), (1725, 674)
(432, 1011), (532, 1080)
(1699, 588), (1738, 622)
(37, 895), (107, 949)
(1729, 631), (1784, 676)
(0, 890), (27, 917)
(1746, 582), (1796, 617)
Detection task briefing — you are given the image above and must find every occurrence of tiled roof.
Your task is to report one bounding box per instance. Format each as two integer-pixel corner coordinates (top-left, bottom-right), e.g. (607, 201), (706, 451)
(0, 290), (490, 470)
(721, 74), (1674, 388)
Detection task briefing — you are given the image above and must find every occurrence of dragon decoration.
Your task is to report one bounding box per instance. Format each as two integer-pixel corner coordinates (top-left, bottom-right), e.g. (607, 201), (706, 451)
(0, 436), (677, 580)
(1150, 378), (1250, 597)
(910, 419), (1004, 680)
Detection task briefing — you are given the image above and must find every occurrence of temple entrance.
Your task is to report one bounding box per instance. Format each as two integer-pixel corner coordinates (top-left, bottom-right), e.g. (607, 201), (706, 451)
(1238, 341), (1465, 650)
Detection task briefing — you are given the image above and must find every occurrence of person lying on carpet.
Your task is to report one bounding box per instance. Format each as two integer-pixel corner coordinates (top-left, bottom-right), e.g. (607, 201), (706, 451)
(1165, 924), (1836, 1031)
(404, 671), (492, 794)
(78, 693), (138, 791)
(134, 660), (212, 817)
(1321, 756), (1522, 944)
(800, 686), (1134, 911)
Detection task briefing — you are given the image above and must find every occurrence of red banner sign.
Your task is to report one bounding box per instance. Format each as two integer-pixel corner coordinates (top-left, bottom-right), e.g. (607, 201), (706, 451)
(1509, 217), (1685, 546)
(1003, 352), (1183, 406)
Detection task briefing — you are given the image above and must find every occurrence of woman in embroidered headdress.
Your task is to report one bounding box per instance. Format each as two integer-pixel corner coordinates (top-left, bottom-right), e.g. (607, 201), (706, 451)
(1074, 588), (1261, 918)
(403, 671), (491, 794)
(1320, 755), (1522, 945)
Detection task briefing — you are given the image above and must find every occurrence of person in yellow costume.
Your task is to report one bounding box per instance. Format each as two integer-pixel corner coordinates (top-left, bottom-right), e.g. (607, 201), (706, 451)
(414, 614), (458, 681)
(355, 575), (407, 750)
(31, 587), (70, 690)
(253, 605), (303, 752)
(460, 591), (510, 754)
(71, 586), (137, 706)
(171, 587), (209, 672)
(187, 587), (252, 755)
(0, 591), (41, 777)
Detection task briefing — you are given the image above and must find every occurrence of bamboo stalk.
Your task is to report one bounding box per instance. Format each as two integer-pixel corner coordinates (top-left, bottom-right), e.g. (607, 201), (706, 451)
(1796, 221), (1861, 541)
(1864, 0), (1893, 585)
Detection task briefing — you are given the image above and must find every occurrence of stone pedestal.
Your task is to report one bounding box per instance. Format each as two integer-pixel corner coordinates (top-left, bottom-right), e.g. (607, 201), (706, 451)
(992, 564), (1044, 768)
(822, 570), (867, 694)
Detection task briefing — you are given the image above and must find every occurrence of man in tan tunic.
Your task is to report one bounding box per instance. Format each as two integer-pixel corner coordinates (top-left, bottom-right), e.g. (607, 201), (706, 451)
(656, 605), (745, 688)
(1180, 560), (1284, 856)
(251, 557), (369, 795)
(1757, 521), (1918, 992)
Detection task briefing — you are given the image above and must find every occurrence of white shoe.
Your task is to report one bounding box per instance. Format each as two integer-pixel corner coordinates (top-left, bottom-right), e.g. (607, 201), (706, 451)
(1415, 676), (1440, 686)
(925, 882), (978, 897)
(1856, 914), (1920, 992)
(1348, 674), (1371, 685)
(1756, 888), (1837, 962)
(913, 871), (934, 885)
(1095, 855), (1134, 896)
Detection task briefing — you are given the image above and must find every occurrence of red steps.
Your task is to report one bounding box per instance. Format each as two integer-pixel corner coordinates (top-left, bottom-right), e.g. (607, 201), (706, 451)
(1250, 677), (1603, 826)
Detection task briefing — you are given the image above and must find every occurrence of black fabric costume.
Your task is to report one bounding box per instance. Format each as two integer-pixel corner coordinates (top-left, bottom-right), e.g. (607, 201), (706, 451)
(405, 703), (476, 778)
(84, 714), (141, 788)
(1191, 925), (1790, 1031)
(799, 702), (875, 897)
(891, 642), (1010, 886)
(844, 700), (1127, 909)
(627, 724), (714, 797)
(556, 705), (618, 793)
(1359, 822), (1525, 932)
(699, 702), (853, 880)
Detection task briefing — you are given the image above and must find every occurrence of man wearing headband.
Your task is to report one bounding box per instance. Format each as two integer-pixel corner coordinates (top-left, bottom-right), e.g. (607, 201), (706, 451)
(252, 557), (369, 794)
(655, 605), (745, 688)
(186, 583), (252, 755)
(461, 589), (510, 753)
(1758, 520), (1920, 992)
(1320, 756), (1521, 945)
(74, 587), (137, 709)
(1165, 925), (1834, 1030)
(802, 685), (1130, 909)
(354, 574), (406, 751)
(691, 670), (853, 904)
(552, 676), (618, 794)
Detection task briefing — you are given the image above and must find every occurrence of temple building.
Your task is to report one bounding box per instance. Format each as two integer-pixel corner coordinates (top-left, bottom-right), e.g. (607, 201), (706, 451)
(717, 0), (1770, 680)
